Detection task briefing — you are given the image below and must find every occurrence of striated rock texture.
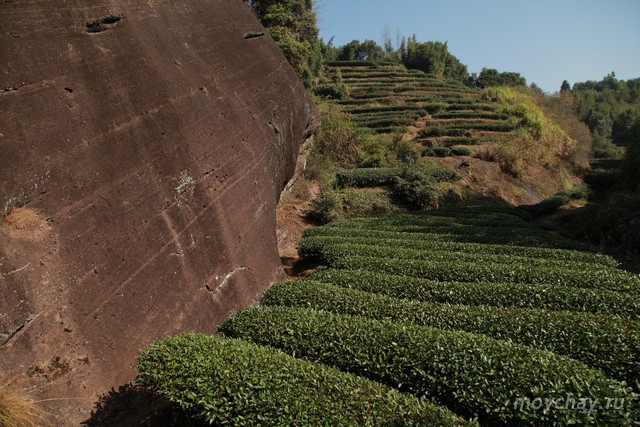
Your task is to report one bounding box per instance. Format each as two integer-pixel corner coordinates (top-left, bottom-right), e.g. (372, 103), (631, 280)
(0, 0), (317, 423)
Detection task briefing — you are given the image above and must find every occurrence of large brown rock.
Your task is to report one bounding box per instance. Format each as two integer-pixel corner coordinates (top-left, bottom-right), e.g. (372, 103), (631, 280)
(0, 0), (317, 423)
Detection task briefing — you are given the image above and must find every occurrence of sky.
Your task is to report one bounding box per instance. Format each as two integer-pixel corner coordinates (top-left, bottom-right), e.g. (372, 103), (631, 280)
(316, 0), (640, 93)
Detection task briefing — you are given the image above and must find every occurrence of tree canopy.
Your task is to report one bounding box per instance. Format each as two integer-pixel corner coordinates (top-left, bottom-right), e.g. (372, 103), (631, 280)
(569, 74), (640, 156)
(472, 68), (527, 89)
(246, 0), (320, 86)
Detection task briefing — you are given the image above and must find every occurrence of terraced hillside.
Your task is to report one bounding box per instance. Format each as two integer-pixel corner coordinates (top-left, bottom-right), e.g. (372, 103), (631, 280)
(137, 207), (640, 425)
(309, 61), (586, 213)
(327, 60), (518, 145)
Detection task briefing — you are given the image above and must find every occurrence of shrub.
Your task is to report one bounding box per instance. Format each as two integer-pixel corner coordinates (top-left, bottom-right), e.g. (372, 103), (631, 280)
(314, 85), (347, 100)
(135, 334), (467, 426)
(432, 147), (452, 157)
(390, 170), (442, 209)
(221, 306), (637, 426)
(261, 280), (640, 386)
(424, 102), (448, 114)
(312, 103), (364, 168)
(419, 127), (468, 138)
(340, 190), (397, 218)
(306, 190), (339, 225)
(451, 146), (472, 156)
(334, 167), (459, 188)
(559, 183), (589, 200)
(309, 268), (640, 319)
(422, 146), (435, 157)
(393, 140), (420, 165)
(519, 185), (590, 217)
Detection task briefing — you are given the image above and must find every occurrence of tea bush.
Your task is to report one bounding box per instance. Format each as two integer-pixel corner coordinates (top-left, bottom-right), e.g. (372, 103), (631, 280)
(221, 306), (637, 426)
(309, 268), (640, 318)
(262, 280), (640, 386)
(135, 334), (469, 426)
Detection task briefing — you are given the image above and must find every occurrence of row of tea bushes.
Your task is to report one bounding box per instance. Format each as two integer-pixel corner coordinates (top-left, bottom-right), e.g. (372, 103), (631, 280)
(135, 334), (469, 426)
(334, 167), (460, 188)
(298, 234), (617, 266)
(309, 268), (640, 319)
(303, 222), (596, 252)
(299, 240), (616, 273)
(260, 280), (640, 386)
(323, 254), (640, 292)
(221, 306), (637, 426)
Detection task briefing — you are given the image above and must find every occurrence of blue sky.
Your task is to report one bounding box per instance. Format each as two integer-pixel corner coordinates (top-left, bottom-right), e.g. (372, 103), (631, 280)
(316, 0), (640, 92)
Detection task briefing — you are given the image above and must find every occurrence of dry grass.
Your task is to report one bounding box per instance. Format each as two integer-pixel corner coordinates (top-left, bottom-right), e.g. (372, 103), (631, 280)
(0, 372), (50, 427)
(3, 208), (40, 230)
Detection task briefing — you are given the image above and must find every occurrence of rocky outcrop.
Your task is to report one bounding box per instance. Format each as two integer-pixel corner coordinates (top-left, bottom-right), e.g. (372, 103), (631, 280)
(0, 0), (318, 424)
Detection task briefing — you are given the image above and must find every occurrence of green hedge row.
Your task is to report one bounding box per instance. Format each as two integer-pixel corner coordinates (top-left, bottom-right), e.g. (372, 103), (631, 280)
(221, 306), (637, 426)
(350, 91), (393, 99)
(309, 268), (640, 319)
(330, 255), (640, 293)
(136, 334), (468, 426)
(345, 104), (432, 114)
(416, 206), (534, 220)
(320, 221), (594, 251)
(354, 118), (411, 129)
(320, 216), (529, 232)
(261, 280), (640, 386)
(299, 234), (618, 267)
(437, 137), (498, 146)
(400, 89), (478, 98)
(445, 103), (497, 111)
(298, 240), (614, 274)
(334, 167), (460, 188)
(419, 122), (517, 137)
(325, 60), (374, 67)
(303, 225), (594, 251)
(371, 126), (402, 134)
(325, 254), (640, 292)
(432, 112), (512, 120)
(334, 99), (372, 105)
(419, 126), (470, 137)
(354, 110), (426, 122)
(341, 73), (417, 79)
(408, 97), (477, 104)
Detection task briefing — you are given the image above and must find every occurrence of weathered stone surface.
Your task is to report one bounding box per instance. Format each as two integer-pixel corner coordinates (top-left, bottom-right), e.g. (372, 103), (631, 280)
(0, 0), (317, 423)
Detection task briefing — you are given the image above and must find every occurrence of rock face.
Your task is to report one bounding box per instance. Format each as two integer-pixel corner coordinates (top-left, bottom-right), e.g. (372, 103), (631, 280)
(0, 1), (317, 423)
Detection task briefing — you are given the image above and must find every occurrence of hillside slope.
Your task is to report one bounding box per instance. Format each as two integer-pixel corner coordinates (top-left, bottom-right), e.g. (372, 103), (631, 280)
(322, 61), (588, 205)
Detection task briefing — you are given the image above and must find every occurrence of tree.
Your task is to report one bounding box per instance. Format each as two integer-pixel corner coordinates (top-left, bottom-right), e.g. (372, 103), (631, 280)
(399, 37), (407, 62)
(474, 68), (526, 89)
(401, 38), (468, 83)
(337, 39), (384, 61)
(246, 0), (319, 86)
(560, 80), (571, 92)
(381, 25), (394, 60)
(444, 54), (468, 82)
(404, 41), (449, 78)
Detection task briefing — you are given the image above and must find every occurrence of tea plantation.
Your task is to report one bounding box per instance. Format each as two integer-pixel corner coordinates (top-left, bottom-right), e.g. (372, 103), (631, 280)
(137, 207), (639, 425)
